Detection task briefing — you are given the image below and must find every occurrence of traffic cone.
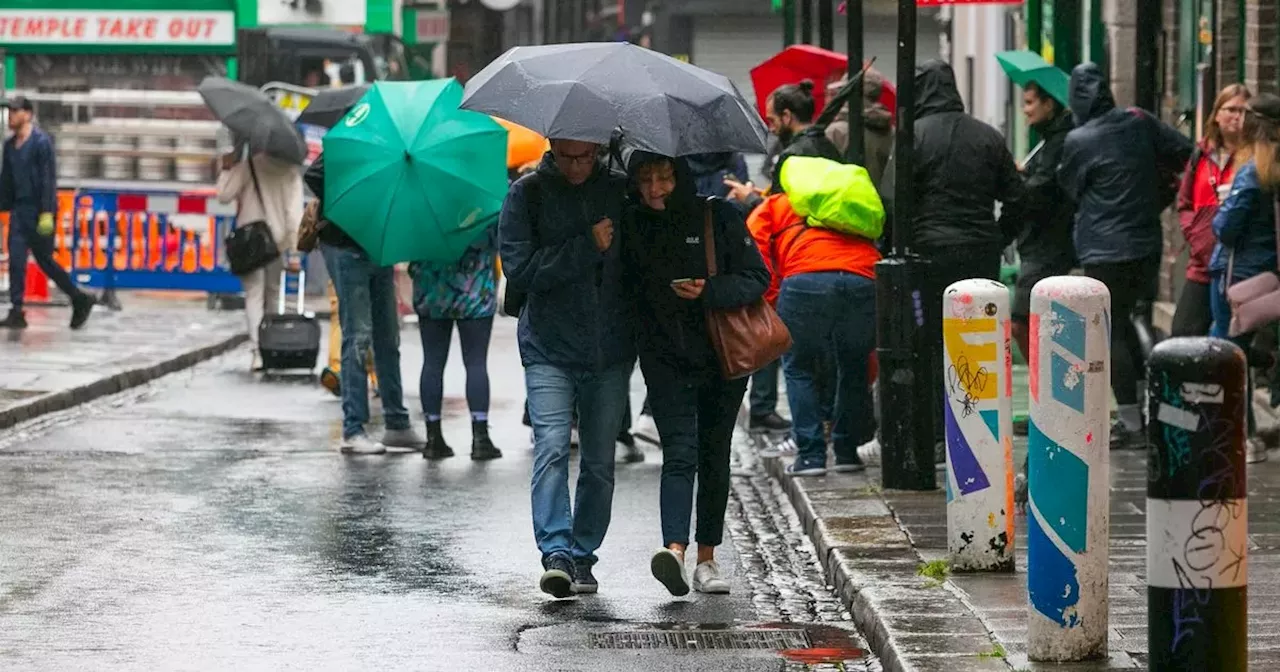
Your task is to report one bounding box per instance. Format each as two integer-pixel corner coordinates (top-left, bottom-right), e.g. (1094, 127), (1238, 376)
(25, 259), (49, 304)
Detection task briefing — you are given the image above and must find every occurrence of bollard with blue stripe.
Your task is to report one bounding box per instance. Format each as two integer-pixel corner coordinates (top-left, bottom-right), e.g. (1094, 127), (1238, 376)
(1146, 337), (1247, 671)
(1026, 276), (1111, 662)
(943, 279), (1014, 572)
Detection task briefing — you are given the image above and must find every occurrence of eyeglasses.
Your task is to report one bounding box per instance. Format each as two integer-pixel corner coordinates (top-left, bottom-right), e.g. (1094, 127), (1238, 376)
(554, 150), (596, 167)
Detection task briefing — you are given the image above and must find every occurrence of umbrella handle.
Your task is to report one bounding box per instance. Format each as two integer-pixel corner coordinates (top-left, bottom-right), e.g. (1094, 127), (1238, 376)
(814, 57), (877, 129)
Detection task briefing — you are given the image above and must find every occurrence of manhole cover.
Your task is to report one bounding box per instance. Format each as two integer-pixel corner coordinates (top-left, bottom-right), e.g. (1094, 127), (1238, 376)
(590, 629), (810, 651)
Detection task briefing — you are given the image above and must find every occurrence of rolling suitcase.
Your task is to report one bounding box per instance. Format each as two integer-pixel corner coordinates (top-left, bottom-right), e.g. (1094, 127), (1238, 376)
(259, 269), (320, 372)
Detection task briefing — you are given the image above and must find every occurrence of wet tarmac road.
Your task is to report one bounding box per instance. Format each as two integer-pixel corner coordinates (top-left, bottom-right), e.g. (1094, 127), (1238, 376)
(0, 320), (871, 671)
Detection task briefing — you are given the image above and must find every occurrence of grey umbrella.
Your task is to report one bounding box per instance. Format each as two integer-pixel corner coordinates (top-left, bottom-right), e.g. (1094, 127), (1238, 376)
(198, 77), (308, 164)
(461, 42), (769, 157)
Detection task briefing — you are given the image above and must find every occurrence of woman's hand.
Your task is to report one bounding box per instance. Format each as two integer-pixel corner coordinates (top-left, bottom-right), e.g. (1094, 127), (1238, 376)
(723, 178), (755, 203)
(672, 279), (706, 300)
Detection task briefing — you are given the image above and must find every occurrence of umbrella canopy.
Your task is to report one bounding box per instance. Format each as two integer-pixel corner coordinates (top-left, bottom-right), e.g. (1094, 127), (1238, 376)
(461, 42), (769, 157)
(494, 117), (550, 169)
(322, 78), (509, 266)
(996, 50), (1070, 105)
(753, 46), (898, 121)
(198, 77), (307, 164)
(296, 84), (373, 128)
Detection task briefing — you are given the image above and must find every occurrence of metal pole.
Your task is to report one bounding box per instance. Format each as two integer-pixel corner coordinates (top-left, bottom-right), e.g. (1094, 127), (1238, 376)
(800, 0), (813, 45)
(876, 0), (934, 492)
(1053, 0), (1083, 70)
(1146, 338), (1248, 671)
(1135, 0), (1160, 112)
(1027, 0), (1043, 54)
(1027, 276), (1110, 662)
(783, 0), (796, 47)
(944, 279), (1014, 572)
(846, 0), (865, 165)
(818, 0), (834, 50)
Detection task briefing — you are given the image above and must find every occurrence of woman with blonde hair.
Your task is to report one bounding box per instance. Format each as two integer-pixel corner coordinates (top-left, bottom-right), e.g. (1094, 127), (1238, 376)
(1173, 83), (1252, 336)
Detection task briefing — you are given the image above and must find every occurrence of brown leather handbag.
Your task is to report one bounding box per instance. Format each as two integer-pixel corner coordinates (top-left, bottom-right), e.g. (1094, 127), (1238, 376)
(702, 204), (793, 380)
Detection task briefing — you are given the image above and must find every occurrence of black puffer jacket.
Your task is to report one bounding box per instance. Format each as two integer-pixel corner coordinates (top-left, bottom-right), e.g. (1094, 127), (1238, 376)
(1018, 110), (1077, 268)
(880, 60), (1024, 251)
(1058, 63), (1194, 265)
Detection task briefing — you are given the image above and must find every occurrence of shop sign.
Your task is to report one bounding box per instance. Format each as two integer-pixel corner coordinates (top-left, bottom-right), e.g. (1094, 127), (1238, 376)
(0, 10), (235, 45)
(415, 10), (450, 43)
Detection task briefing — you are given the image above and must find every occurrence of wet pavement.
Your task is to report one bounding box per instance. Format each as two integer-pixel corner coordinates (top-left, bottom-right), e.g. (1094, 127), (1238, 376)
(0, 316), (873, 671)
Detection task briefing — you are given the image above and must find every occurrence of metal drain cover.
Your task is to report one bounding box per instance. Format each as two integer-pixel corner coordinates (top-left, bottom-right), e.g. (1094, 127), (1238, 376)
(590, 629), (810, 651)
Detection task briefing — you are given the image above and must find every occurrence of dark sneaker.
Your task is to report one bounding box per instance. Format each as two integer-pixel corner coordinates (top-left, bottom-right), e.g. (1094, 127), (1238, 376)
(0, 309), (27, 329)
(471, 422), (503, 461)
(831, 460), (866, 474)
(618, 434), (645, 464)
(650, 548), (690, 596)
(70, 293), (95, 330)
(749, 412), (792, 435)
(572, 560), (598, 595)
(785, 462), (827, 477)
(1110, 421), (1148, 451)
(540, 554), (575, 599)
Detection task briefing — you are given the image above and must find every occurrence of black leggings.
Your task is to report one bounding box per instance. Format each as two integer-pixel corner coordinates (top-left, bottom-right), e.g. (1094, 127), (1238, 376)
(418, 316), (494, 420)
(1084, 255), (1160, 406)
(1171, 278), (1213, 337)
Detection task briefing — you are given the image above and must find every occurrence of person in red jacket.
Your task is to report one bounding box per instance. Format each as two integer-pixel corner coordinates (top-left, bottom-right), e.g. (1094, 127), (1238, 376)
(1173, 83), (1252, 336)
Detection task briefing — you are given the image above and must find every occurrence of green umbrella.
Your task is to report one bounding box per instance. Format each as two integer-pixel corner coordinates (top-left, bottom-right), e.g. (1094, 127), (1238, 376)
(996, 50), (1070, 106)
(322, 78), (509, 266)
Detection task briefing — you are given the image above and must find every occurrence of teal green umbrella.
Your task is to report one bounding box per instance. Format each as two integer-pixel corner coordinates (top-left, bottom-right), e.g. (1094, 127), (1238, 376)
(322, 78), (509, 266)
(995, 50), (1070, 106)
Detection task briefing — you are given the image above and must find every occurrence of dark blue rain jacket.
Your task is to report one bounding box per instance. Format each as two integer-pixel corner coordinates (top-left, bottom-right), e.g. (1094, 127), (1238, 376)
(1211, 160), (1277, 281)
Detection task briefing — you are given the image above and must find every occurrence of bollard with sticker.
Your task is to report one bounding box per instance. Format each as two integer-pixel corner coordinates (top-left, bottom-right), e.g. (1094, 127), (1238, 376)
(1147, 337), (1248, 671)
(943, 279), (1015, 572)
(1026, 276), (1111, 662)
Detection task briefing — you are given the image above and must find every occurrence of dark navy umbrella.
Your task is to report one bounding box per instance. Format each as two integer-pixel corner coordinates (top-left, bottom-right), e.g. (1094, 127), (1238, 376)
(460, 42), (769, 157)
(198, 76), (307, 164)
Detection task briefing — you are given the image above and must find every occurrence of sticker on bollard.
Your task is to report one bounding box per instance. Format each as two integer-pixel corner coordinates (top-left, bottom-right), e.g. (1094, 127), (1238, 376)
(1026, 276), (1111, 662)
(943, 279), (1014, 572)
(1147, 337), (1248, 672)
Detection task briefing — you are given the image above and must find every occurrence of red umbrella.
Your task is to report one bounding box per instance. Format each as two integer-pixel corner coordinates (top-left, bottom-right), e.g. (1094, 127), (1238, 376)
(751, 45), (897, 123)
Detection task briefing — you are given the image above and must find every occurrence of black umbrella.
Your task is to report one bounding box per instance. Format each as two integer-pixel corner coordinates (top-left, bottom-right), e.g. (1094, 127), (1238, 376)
(197, 77), (307, 165)
(461, 42), (769, 157)
(296, 84), (372, 129)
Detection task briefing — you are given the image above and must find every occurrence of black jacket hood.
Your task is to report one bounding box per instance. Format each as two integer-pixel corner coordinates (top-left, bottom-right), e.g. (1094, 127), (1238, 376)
(1068, 63), (1115, 126)
(625, 151), (700, 216)
(915, 60), (966, 119)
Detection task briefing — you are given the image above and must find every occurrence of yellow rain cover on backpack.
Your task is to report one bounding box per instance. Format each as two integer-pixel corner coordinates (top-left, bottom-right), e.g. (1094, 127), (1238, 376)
(779, 156), (885, 240)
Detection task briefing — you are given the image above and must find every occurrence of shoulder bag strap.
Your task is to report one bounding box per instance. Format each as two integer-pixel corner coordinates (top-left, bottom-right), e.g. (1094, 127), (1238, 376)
(704, 201), (718, 278)
(246, 156), (267, 218)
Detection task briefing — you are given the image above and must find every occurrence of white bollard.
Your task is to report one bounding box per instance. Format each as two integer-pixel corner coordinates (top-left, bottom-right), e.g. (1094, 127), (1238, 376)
(942, 279), (1014, 572)
(1026, 276), (1111, 662)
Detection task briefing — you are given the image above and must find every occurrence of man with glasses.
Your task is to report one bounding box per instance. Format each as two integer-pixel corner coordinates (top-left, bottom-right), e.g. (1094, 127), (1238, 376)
(500, 139), (631, 599)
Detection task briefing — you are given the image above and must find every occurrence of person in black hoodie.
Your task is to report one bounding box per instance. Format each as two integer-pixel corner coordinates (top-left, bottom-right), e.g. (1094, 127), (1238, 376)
(1058, 63), (1193, 449)
(621, 151), (769, 597)
(879, 59), (1025, 454)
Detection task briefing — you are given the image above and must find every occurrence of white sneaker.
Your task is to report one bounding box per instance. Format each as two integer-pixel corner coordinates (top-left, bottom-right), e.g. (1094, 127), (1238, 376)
(1248, 437), (1269, 464)
(634, 413), (661, 447)
(341, 434), (387, 455)
(759, 436), (797, 458)
(857, 437), (882, 466)
(650, 548), (690, 596)
(692, 561), (730, 594)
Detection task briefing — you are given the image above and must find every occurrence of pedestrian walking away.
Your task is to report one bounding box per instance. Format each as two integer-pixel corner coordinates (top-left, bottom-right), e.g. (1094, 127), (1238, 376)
(1208, 93), (1280, 463)
(879, 60), (1026, 458)
(1174, 84), (1252, 337)
(216, 141), (305, 373)
(750, 156), (883, 478)
(1059, 62), (1194, 449)
(825, 67), (895, 187)
(409, 220), (504, 462)
(621, 152), (769, 596)
(499, 140), (631, 599)
(0, 96), (95, 330)
(306, 152), (424, 455)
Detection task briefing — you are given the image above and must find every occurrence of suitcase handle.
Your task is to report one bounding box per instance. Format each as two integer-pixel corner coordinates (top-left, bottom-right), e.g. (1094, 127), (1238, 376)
(277, 267), (307, 315)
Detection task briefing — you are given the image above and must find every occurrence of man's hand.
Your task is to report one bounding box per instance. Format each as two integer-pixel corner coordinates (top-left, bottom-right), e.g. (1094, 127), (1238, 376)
(592, 217), (614, 252)
(37, 213), (54, 236)
(672, 279), (706, 300)
(723, 178), (756, 203)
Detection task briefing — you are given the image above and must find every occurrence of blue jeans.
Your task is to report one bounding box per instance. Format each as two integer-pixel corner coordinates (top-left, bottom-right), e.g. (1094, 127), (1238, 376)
(777, 272), (877, 469)
(1210, 273), (1231, 338)
(321, 243), (410, 439)
(526, 363), (630, 565)
(748, 359), (780, 417)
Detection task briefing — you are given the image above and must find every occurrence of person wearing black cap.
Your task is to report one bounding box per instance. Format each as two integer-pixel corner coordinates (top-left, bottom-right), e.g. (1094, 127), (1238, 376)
(0, 96), (94, 329)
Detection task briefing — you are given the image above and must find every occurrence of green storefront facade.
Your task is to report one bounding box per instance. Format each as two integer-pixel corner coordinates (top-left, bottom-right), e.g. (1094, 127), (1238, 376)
(0, 0), (400, 88)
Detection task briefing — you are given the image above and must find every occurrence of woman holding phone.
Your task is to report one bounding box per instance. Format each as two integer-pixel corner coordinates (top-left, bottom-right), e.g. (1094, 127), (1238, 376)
(620, 151), (769, 597)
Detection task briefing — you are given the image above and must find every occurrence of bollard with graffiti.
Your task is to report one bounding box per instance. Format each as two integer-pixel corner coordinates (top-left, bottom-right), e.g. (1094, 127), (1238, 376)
(1146, 337), (1247, 671)
(942, 279), (1014, 572)
(1026, 276), (1111, 662)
